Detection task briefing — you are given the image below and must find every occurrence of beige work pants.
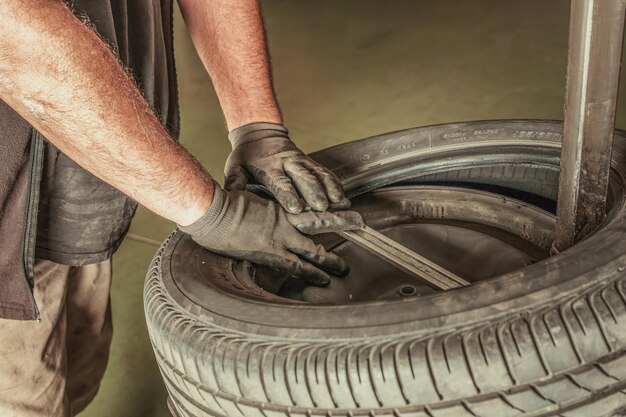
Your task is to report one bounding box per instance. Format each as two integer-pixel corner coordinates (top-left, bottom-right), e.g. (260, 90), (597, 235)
(0, 259), (113, 417)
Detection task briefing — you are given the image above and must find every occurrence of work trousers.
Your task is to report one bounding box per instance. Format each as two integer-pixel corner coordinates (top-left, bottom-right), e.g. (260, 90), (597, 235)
(0, 259), (113, 417)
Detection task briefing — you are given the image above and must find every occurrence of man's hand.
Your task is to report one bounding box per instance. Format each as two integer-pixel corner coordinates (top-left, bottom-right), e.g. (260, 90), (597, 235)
(179, 184), (363, 286)
(177, 1), (350, 213)
(224, 123), (350, 214)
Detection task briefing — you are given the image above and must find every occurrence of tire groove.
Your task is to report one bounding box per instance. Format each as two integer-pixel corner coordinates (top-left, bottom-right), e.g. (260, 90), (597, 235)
(477, 328), (490, 365)
(509, 321), (523, 357)
(600, 286), (619, 323)
(595, 363), (620, 382)
(616, 279), (626, 306)
(233, 341), (253, 402)
(258, 344), (273, 404)
(406, 340), (419, 379)
(529, 384), (556, 405)
(340, 345), (360, 408)
(364, 344), (384, 407)
(391, 342), (411, 405)
(564, 373), (591, 393)
(570, 299), (588, 336)
(527, 315), (551, 377)
(283, 347), (298, 406)
(587, 293), (614, 352)
(323, 346), (340, 408)
(558, 301), (584, 364)
(211, 336), (227, 393)
(541, 312), (558, 347)
(425, 338), (444, 400)
(303, 346), (319, 408)
(461, 331), (482, 394)
(496, 323), (519, 385)
(461, 399), (479, 416)
(441, 335), (453, 373)
(497, 392), (525, 414)
(377, 345), (386, 383)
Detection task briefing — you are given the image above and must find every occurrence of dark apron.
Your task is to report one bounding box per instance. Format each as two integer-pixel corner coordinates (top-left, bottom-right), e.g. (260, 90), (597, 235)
(0, 0), (178, 320)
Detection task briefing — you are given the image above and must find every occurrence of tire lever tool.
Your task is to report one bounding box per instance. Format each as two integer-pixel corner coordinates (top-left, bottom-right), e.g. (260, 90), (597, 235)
(338, 225), (470, 291)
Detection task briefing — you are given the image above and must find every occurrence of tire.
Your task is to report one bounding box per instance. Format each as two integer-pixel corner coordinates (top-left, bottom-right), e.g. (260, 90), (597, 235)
(144, 120), (626, 417)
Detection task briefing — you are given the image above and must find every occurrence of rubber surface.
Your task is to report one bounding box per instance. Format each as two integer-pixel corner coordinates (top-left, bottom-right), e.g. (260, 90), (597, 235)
(144, 120), (626, 416)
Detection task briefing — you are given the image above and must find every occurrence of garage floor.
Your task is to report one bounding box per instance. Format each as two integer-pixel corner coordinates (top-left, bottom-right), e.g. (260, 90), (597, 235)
(81, 1), (626, 416)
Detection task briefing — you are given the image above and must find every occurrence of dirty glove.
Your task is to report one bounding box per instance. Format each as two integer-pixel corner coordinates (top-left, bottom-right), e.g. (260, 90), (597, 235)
(178, 184), (364, 286)
(224, 122), (350, 214)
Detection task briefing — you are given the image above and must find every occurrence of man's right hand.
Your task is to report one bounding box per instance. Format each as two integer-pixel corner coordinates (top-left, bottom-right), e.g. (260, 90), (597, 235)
(178, 184), (364, 286)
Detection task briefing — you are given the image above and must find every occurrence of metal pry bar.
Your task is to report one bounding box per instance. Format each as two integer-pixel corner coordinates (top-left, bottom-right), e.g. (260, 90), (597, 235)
(338, 225), (470, 290)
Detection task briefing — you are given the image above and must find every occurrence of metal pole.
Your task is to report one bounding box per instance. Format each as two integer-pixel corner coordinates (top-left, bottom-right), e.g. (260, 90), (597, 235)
(553, 0), (626, 252)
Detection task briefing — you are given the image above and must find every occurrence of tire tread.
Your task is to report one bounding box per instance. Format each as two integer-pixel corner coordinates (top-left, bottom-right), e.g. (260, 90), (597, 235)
(145, 234), (626, 416)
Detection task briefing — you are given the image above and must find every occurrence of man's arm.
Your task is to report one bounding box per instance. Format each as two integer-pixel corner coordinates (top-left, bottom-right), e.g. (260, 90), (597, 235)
(0, 0), (363, 284)
(0, 0), (213, 226)
(177, 0), (350, 213)
(177, 0), (281, 130)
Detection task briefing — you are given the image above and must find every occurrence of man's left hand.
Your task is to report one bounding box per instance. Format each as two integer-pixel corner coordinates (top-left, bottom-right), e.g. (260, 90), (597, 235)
(224, 122), (350, 214)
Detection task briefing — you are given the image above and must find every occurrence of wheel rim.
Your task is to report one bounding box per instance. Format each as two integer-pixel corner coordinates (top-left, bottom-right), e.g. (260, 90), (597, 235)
(267, 185), (555, 303)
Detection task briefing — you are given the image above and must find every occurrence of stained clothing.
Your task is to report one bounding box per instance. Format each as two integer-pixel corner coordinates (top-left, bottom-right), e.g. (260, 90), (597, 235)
(0, 0), (178, 320)
(0, 259), (113, 417)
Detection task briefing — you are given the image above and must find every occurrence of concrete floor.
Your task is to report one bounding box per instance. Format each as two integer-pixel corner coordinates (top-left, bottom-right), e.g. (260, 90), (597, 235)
(81, 1), (626, 416)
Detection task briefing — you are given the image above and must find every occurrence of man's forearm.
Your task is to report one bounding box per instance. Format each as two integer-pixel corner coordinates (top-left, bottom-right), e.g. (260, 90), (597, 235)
(178, 0), (282, 130)
(0, 1), (213, 226)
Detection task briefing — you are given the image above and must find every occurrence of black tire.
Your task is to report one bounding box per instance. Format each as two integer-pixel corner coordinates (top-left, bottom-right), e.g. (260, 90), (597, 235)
(144, 120), (626, 417)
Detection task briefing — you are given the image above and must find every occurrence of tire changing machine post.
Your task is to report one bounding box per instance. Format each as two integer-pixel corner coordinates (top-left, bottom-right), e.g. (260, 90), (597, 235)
(342, 1), (626, 288)
(344, 0), (626, 287)
(554, 0), (626, 251)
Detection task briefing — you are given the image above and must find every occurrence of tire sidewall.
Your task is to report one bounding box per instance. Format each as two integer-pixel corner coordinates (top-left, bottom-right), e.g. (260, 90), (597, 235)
(151, 120), (626, 341)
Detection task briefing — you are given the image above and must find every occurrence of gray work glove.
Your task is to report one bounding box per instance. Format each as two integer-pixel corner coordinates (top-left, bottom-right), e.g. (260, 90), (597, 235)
(178, 184), (364, 286)
(224, 122), (350, 214)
